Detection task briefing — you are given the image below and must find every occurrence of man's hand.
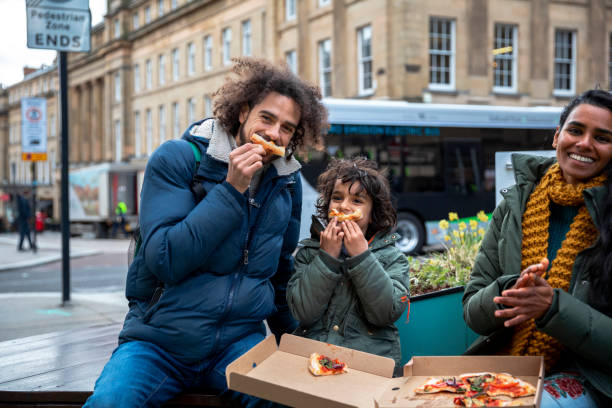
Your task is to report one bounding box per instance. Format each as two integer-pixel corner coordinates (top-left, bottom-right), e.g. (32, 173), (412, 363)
(493, 274), (554, 327)
(341, 220), (368, 257)
(226, 143), (266, 193)
(320, 218), (344, 259)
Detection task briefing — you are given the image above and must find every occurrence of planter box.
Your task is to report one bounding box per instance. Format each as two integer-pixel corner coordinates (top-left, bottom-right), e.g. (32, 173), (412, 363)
(395, 286), (478, 364)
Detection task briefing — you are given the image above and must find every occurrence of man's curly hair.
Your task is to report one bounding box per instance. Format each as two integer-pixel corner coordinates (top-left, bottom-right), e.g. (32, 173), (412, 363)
(315, 157), (397, 237)
(213, 57), (328, 157)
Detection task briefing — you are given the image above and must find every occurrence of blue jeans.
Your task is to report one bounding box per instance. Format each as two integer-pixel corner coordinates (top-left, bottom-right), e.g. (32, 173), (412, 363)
(83, 333), (278, 408)
(541, 372), (602, 408)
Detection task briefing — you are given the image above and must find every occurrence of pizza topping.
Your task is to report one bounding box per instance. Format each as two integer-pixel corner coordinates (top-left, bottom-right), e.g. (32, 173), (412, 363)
(308, 353), (348, 376)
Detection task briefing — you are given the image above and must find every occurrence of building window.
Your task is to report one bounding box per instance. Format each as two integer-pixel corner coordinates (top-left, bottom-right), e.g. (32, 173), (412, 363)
(158, 0), (164, 17)
(187, 42), (196, 76)
(158, 54), (165, 85)
(609, 33), (612, 91)
(146, 59), (152, 89)
(286, 50), (297, 74)
(204, 95), (212, 116)
(554, 29), (576, 96)
(146, 109), (153, 155)
(171, 48), (179, 81)
(188, 98), (196, 124)
(171, 0), (177, 10)
(285, 0), (296, 21)
(493, 24), (517, 93)
(204, 35), (213, 70)
(134, 111), (141, 157)
(318, 0), (330, 6)
(114, 72), (121, 102)
(159, 105), (167, 144)
(242, 20), (251, 56)
(429, 17), (455, 90)
(114, 120), (122, 162)
(145, 6), (151, 24)
(318, 39), (332, 97)
(173, 102), (180, 138)
(357, 25), (373, 95)
(132, 12), (139, 30)
(114, 19), (120, 38)
(133, 64), (140, 92)
(222, 28), (232, 65)
(50, 114), (56, 138)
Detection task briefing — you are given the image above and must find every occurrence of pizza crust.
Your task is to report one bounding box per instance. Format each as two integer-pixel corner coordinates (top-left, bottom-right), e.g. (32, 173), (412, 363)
(250, 133), (286, 157)
(328, 208), (363, 222)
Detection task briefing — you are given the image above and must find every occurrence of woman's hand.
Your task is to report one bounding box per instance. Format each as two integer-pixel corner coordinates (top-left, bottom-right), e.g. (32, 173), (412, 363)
(320, 217), (344, 258)
(513, 258), (549, 289)
(341, 220), (368, 257)
(493, 274), (554, 327)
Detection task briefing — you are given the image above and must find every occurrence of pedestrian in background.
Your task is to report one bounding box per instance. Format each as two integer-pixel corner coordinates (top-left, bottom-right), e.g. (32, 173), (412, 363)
(463, 89), (612, 407)
(111, 200), (128, 238)
(16, 190), (36, 252)
(83, 57), (328, 408)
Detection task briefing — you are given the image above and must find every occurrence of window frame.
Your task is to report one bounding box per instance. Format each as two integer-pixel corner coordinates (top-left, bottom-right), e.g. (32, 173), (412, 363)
(285, 50), (297, 74)
(172, 48), (180, 81)
(428, 17), (456, 91)
(158, 0), (164, 17)
(132, 12), (139, 30)
(158, 54), (166, 85)
(173, 102), (180, 138)
(492, 23), (518, 94)
(145, 6), (151, 24)
(357, 24), (374, 96)
(133, 64), (140, 93)
(285, 0), (296, 21)
(318, 39), (332, 97)
(242, 20), (251, 56)
(204, 35), (213, 71)
(187, 42), (196, 76)
(146, 108), (153, 156)
(145, 59), (152, 89)
(553, 29), (576, 97)
(222, 27), (232, 65)
(114, 72), (121, 102)
(134, 111), (141, 157)
(159, 105), (167, 144)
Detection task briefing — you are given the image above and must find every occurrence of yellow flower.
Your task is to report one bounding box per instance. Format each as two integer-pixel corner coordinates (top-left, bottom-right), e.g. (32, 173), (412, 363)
(477, 210), (488, 222)
(460, 231), (465, 238)
(438, 219), (450, 230)
(448, 212), (459, 221)
(469, 219), (478, 230)
(429, 259), (437, 265)
(478, 228), (485, 236)
(444, 235), (451, 241)
(453, 230), (460, 238)
(458, 222), (467, 231)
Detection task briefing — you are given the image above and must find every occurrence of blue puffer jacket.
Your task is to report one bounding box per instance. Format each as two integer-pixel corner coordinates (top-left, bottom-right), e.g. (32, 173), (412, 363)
(119, 118), (301, 364)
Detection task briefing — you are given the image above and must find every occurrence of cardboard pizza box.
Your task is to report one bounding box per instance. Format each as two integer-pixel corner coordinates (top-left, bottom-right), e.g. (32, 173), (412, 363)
(375, 355), (544, 408)
(226, 334), (396, 408)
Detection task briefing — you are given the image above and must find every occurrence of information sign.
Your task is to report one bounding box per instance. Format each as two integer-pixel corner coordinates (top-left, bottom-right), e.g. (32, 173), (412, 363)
(26, 0), (91, 52)
(21, 98), (48, 161)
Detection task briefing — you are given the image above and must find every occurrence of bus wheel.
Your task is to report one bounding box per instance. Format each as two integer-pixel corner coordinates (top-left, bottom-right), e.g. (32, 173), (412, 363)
(395, 213), (425, 254)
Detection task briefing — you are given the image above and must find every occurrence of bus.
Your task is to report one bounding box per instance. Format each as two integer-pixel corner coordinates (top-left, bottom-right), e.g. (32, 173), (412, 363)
(300, 98), (562, 253)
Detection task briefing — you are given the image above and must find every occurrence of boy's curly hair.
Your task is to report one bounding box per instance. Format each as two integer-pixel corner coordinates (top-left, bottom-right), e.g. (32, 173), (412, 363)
(315, 157), (397, 237)
(213, 57), (328, 157)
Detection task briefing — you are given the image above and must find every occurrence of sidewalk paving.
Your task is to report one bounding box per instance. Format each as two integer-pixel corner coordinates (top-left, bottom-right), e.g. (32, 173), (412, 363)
(0, 232), (131, 342)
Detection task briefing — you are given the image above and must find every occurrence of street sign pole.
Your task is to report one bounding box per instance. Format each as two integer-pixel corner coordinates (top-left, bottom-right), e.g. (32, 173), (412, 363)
(59, 51), (70, 305)
(31, 162), (37, 253)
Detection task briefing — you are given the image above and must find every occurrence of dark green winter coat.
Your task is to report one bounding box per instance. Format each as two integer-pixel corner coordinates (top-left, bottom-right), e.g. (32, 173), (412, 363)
(463, 153), (612, 398)
(287, 231), (410, 373)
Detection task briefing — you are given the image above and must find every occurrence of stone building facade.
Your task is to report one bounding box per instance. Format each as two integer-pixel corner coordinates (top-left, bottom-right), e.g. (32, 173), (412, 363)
(1, 0), (612, 223)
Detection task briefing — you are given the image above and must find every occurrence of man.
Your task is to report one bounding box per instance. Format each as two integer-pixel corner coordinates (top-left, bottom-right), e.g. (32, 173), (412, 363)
(84, 58), (327, 408)
(111, 200), (128, 238)
(16, 191), (36, 252)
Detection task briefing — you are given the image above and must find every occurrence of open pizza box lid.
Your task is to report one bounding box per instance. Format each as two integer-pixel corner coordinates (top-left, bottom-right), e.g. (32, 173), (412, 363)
(375, 355), (545, 408)
(226, 333), (396, 408)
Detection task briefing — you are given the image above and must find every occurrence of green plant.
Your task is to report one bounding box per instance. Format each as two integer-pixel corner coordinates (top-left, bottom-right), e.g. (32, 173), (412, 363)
(408, 211), (489, 295)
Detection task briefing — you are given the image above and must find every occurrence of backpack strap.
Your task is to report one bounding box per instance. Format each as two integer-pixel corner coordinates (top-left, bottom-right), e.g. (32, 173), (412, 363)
(188, 141), (207, 203)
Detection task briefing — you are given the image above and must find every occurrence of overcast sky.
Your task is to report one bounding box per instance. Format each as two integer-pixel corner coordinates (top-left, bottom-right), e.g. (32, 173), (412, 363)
(0, 0), (106, 88)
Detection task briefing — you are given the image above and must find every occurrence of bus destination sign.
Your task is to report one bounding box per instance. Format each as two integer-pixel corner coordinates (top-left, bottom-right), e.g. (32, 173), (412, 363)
(26, 0), (91, 52)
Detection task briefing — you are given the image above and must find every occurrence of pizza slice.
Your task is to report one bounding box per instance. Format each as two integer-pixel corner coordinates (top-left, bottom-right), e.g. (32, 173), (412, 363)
(453, 394), (523, 407)
(250, 133), (285, 157)
(414, 377), (467, 394)
(308, 352), (348, 376)
(328, 208), (363, 222)
(459, 372), (496, 393)
(460, 372), (535, 398)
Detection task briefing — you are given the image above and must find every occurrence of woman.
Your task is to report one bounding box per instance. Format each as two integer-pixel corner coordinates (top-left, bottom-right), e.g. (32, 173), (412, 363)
(463, 89), (612, 408)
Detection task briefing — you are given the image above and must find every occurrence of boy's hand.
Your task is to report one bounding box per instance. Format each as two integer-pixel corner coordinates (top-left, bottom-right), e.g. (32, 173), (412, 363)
(341, 220), (368, 257)
(226, 143), (266, 193)
(320, 218), (344, 259)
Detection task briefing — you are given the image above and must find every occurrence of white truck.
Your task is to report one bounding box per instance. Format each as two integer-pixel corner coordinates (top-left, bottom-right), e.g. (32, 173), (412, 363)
(69, 163), (144, 237)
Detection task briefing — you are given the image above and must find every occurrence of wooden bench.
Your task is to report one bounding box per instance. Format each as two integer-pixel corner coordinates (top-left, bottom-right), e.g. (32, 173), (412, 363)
(0, 323), (230, 407)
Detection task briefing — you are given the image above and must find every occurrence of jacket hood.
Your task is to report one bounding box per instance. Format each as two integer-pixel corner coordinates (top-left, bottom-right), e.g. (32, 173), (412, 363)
(184, 118), (301, 176)
(510, 153), (557, 187)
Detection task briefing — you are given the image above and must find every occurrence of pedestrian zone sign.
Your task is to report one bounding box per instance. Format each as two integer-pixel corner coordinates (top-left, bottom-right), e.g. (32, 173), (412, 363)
(21, 98), (48, 162)
(26, 0), (91, 52)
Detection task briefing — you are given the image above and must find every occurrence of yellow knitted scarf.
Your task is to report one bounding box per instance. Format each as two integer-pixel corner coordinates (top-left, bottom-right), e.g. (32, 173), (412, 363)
(508, 163), (605, 369)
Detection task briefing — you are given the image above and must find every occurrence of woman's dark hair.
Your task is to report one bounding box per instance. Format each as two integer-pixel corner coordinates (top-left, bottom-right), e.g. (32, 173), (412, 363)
(563, 90), (612, 316)
(213, 57), (328, 157)
(315, 157), (397, 237)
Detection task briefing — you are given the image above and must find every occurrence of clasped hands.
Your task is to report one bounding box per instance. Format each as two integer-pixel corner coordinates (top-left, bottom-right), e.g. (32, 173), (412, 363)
(493, 258), (554, 328)
(320, 217), (368, 258)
